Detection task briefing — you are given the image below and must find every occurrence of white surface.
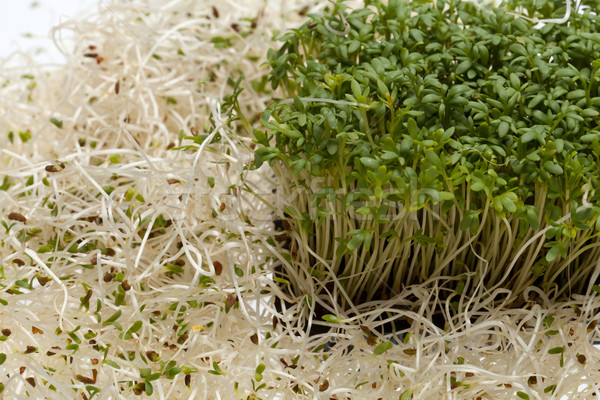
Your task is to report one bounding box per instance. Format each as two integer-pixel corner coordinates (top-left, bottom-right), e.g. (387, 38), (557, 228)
(0, 0), (97, 64)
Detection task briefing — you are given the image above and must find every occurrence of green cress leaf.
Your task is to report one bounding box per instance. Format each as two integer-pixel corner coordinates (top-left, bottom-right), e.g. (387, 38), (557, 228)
(526, 207), (540, 230)
(360, 157), (380, 170)
(543, 161), (563, 175)
(407, 118), (418, 137)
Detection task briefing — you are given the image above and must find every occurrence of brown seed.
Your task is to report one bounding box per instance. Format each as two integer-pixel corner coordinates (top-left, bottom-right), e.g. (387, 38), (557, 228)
(1, 329), (11, 336)
(25, 345), (36, 353)
(372, 382), (377, 389)
(115, 80), (120, 94)
(96, 56), (104, 64)
(121, 280), (131, 291)
(177, 333), (189, 344)
(190, 127), (199, 136)
(226, 293), (236, 309)
(146, 351), (159, 361)
(528, 376), (537, 385)
(167, 179), (180, 185)
(587, 320), (597, 333)
(213, 261), (223, 276)
(91, 359), (99, 365)
(103, 273), (114, 282)
(45, 164), (60, 173)
(250, 333), (258, 345)
(32, 327), (43, 334)
(366, 335), (377, 346)
(504, 384), (512, 388)
(359, 325), (373, 336)
(174, 259), (185, 266)
(83, 53), (98, 58)
(19, 366), (26, 374)
(466, 372), (475, 377)
(319, 379), (329, 391)
(219, 202), (226, 211)
(26, 377), (36, 387)
(89, 45), (96, 50)
(578, 354), (587, 364)
(13, 258), (24, 267)
(211, 6), (219, 18)
(275, 232), (288, 242)
(403, 348), (417, 356)
(166, 142), (175, 149)
(105, 248), (116, 257)
(81, 289), (92, 304)
(37, 276), (51, 286)
(299, 6), (309, 16)
(76, 375), (94, 384)
(185, 374), (191, 386)
(8, 212), (26, 223)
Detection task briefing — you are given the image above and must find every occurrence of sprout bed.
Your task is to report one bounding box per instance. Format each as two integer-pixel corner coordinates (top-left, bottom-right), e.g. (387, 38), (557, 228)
(0, 0), (599, 399)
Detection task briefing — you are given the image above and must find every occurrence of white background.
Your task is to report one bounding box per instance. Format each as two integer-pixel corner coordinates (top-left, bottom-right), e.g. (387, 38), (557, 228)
(0, 0), (97, 64)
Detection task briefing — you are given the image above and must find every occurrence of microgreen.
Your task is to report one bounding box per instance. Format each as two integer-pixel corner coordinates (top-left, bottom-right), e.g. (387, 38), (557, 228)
(208, 361), (226, 375)
(246, 0), (600, 305)
(49, 118), (63, 128)
(373, 341), (393, 355)
(18, 130), (31, 143)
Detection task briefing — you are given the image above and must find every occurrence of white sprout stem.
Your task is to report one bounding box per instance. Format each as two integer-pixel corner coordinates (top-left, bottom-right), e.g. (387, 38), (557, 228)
(24, 249), (69, 331)
(506, 0), (572, 24)
(277, 97), (372, 108)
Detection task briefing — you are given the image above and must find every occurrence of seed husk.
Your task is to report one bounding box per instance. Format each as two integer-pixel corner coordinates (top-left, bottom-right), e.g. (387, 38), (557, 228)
(226, 293), (236, 309)
(8, 212), (26, 223)
(213, 261), (223, 276)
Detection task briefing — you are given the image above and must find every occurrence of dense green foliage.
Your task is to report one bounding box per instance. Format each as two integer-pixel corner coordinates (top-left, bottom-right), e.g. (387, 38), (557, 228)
(251, 0), (600, 303)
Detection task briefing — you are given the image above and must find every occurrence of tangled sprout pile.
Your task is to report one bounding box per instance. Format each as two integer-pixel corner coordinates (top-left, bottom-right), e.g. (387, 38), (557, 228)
(0, 0), (599, 399)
